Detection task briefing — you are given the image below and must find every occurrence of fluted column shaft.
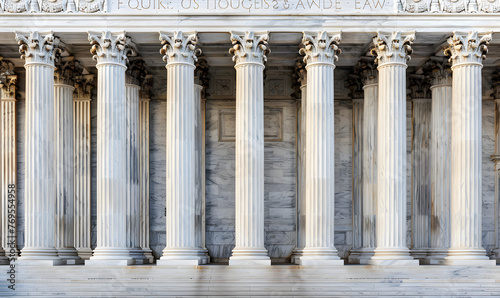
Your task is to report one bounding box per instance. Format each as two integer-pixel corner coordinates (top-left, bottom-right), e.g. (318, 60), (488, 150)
(0, 89), (16, 263)
(139, 95), (154, 263)
(301, 62), (341, 263)
(160, 62), (199, 264)
(54, 83), (79, 261)
(20, 62), (60, 260)
(447, 63), (487, 260)
(90, 63), (131, 262)
(292, 77), (307, 263)
(194, 83), (209, 264)
(73, 97), (92, 260)
(362, 83), (378, 250)
(373, 62), (414, 262)
(425, 82), (452, 263)
(229, 62), (270, 265)
(125, 84), (146, 262)
(411, 98), (431, 260)
(352, 98), (363, 253)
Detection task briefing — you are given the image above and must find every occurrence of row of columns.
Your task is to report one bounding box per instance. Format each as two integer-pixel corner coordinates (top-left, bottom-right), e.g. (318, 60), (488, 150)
(349, 31), (496, 265)
(1, 29), (500, 266)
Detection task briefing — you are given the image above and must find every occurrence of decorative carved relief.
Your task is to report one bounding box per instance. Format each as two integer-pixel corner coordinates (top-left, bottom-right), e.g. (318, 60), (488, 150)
(159, 31), (201, 65)
(3, 0), (29, 13)
(55, 56), (83, 85)
(0, 75), (18, 100)
(403, 0), (431, 13)
(40, 0), (76, 12)
(88, 31), (136, 65)
(300, 31), (341, 65)
(229, 31), (270, 65)
(78, 0), (105, 12)
(400, 0), (500, 12)
(16, 31), (63, 65)
(444, 31), (491, 65)
(371, 31), (414, 65)
(218, 107), (283, 142)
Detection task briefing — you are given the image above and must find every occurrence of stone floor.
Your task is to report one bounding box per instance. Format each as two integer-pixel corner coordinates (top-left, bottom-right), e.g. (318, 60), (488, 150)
(2, 263), (500, 296)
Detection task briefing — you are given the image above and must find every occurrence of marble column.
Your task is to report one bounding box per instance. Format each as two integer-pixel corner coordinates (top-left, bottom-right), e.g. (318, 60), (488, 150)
(370, 31), (418, 265)
(194, 60), (210, 264)
(87, 31), (136, 265)
(292, 60), (307, 263)
(139, 74), (154, 263)
(125, 59), (150, 264)
(408, 75), (432, 261)
(347, 73), (364, 264)
(73, 74), (95, 260)
(158, 31), (202, 266)
(54, 56), (81, 264)
(16, 31), (63, 264)
(0, 67), (17, 264)
(298, 31), (343, 266)
(228, 31), (271, 266)
(423, 59), (452, 264)
(349, 60), (378, 264)
(444, 31), (495, 266)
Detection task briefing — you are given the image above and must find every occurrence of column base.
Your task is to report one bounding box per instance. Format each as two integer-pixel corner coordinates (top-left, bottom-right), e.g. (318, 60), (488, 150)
(19, 247), (60, 260)
(410, 248), (428, 260)
(129, 247), (148, 264)
(141, 248), (155, 264)
(422, 248), (449, 265)
(17, 259), (66, 266)
(88, 247), (133, 265)
(157, 247), (202, 266)
(444, 248), (495, 266)
(298, 247), (343, 266)
(57, 248), (83, 264)
(369, 247), (419, 266)
(291, 248), (303, 264)
(197, 248), (210, 265)
(76, 248), (93, 260)
(349, 247), (376, 264)
(229, 247), (271, 266)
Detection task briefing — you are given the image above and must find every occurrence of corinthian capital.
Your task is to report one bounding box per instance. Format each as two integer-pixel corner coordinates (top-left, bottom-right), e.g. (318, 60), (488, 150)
(371, 31), (415, 66)
(423, 58), (452, 86)
(55, 56), (83, 86)
(73, 74), (95, 100)
(229, 31), (270, 65)
(126, 59), (150, 85)
(159, 31), (201, 66)
(444, 31), (492, 66)
(0, 75), (17, 100)
(299, 31), (341, 66)
(354, 58), (377, 85)
(88, 31), (136, 66)
(16, 31), (63, 66)
(408, 75), (432, 100)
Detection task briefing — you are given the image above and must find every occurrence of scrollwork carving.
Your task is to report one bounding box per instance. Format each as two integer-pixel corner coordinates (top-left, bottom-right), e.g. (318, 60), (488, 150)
(88, 31), (136, 66)
(229, 31), (270, 65)
(371, 31), (415, 66)
(55, 56), (83, 85)
(73, 74), (95, 99)
(299, 31), (341, 66)
(444, 31), (491, 66)
(16, 31), (63, 66)
(159, 31), (201, 65)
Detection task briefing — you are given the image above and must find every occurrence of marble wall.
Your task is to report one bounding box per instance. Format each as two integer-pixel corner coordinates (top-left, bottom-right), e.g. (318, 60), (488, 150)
(8, 67), (498, 260)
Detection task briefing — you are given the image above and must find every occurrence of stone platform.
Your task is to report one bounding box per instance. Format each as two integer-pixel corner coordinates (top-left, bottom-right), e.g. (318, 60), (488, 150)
(2, 264), (500, 296)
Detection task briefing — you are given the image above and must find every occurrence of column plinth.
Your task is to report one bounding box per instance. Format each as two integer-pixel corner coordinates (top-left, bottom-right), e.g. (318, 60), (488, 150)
(16, 32), (63, 265)
(157, 31), (202, 266)
(86, 31), (136, 266)
(443, 31), (495, 266)
(228, 31), (271, 266)
(369, 31), (418, 266)
(297, 31), (343, 266)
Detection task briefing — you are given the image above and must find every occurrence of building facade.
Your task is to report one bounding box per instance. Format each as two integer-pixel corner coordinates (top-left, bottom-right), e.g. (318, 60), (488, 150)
(1, 0), (500, 295)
